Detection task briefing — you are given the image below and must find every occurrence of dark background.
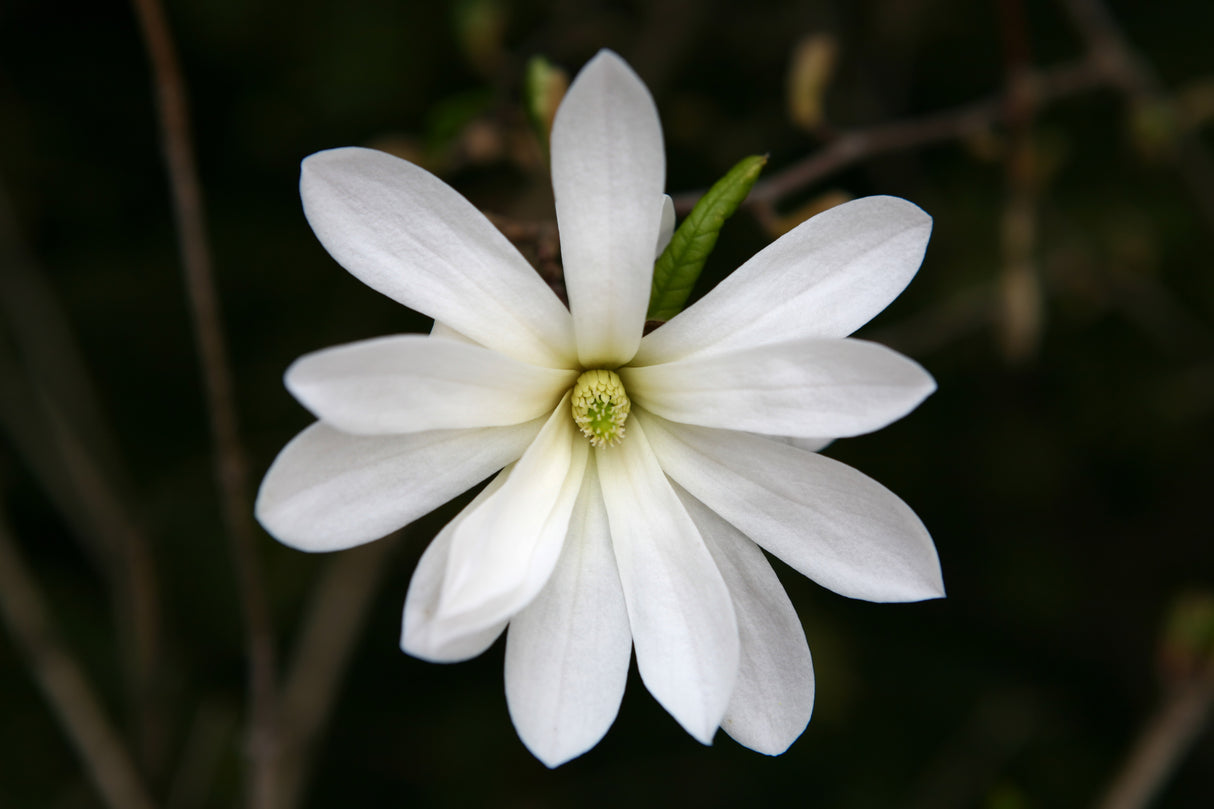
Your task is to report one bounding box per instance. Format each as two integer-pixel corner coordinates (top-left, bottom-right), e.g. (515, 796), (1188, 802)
(1, 0), (1212, 807)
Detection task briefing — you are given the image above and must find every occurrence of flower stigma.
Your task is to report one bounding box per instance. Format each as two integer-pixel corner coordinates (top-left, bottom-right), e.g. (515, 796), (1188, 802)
(570, 369), (631, 447)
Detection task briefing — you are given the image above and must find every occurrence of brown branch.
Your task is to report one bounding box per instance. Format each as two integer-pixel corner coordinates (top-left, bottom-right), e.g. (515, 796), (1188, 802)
(1095, 666), (1214, 809)
(0, 509), (157, 809)
(127, 0), (279, 805)
(726, 58), (1107, 212)
(278, 538), (399, 809)
(0, 180), (166, 773)
(1060, 0), (1214, 230)
(997, 0), (1045, 363)
(484, 211), (566, 302)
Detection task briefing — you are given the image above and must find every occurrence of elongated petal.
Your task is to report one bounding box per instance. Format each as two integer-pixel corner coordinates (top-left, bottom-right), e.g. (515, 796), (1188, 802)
(779, 436), (833, 453)
(286, 335), (577, 434)
(429, 320), (477, 344)
(505, 462), (631, 767)
(401, 471), (511, 662)
(597, 419), (738, 744)
(634, 196), (931, 365)
(621, 338), (934, 439)
(678, 489), (814, 755)
(301, 147), (574, 367)
(640, 413), (944, 602)
(256, 419), (542, 551)
(425, 395), (588, 647)
(656, 194), (675, 257)
(552, 50), (665, 367)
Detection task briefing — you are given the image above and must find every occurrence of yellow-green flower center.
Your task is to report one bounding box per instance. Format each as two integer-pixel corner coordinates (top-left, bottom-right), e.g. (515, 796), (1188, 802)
(571, 369), (631, 447)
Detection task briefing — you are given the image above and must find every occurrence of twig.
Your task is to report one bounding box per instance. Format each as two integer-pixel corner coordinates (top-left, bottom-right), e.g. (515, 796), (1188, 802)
(0, 179), (165, 773)
(726, 58), (1108, 212)
(278, 538), (399, 809)
(1060, 0), (1214, 230)
(1095, 667), (1214, 809)
(484, 211), (566, 301)
(996, 0), (1045, 363)
(167, 701), (238, 809)
(0, 508), (157, 809)
(127, 0), (279, 805)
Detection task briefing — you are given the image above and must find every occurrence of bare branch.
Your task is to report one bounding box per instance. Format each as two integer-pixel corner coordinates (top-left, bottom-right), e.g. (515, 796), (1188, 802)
(127, 0), (279, 804)
(0, 510), (157, 809)
(0, 179), (166, 772)
(278, 538), (399, 809)
(733, 59), (1108, 212)
(1060, 0), (1214, 230)
(1095, 669), (1214, 809)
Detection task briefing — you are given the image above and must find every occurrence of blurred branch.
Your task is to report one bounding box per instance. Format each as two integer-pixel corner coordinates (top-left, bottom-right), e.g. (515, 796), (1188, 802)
(484, 212), (566, 302)
(1059, 0), (1214, 230)
(0, 508), (157, 809)
(716, 58), (1107, 214)
(167, 701), (238, 809)
(1095, 670), (1214, 809)
(0, 180), (165, 772)
(997, 0), (1045, 363)
(128, 0), (279, 806)
(1096, 598), (1214, 809)
(668, 0), (1214, 236)
(278, 538), (399, 809)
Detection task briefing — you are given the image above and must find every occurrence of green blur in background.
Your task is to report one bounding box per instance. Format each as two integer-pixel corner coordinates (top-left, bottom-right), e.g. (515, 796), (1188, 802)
(1, 0), (1212, 807)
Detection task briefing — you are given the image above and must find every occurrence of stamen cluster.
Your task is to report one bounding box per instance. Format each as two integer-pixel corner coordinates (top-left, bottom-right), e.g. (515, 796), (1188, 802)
(571, 369), (631, 447)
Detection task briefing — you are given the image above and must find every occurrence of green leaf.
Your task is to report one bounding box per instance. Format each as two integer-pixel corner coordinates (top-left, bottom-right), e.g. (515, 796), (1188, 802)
(647, 154), (767, 322)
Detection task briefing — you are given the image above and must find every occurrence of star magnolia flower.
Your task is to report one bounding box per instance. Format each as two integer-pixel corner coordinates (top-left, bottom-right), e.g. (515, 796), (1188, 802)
(256, 50), (943, 767)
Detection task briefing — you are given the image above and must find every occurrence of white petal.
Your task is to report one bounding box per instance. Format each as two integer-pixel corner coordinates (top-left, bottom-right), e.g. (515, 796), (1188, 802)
(425, 395), (589, 647)
(634, 196), (932, 365)
(621, 337), (935, 438)
(597, 419), (738, 744)
(552, 50), (665, 367)
(255, 418), (541, 552)
(640, 413), (944, 602)
(655, 194), (675, 258)
(429, 320), (476, 344)
(286, 335), (577, 434)
(779, 436), (833, 453)
(505, 461), (631, 767)
(400, 470), (511, 662)
(301, 147), (575, 367)
(677, 489), (814, 755)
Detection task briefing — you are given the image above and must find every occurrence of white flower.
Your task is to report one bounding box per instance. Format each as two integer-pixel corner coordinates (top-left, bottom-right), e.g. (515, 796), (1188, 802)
(256, 50), (943, 767)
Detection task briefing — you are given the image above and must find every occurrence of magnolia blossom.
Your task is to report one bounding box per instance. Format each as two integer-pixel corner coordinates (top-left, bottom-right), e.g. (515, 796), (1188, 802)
(256, 50), (943, 767)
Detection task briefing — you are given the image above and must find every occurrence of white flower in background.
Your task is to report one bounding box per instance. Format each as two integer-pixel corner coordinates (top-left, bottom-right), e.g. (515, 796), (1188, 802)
(256, 49), (943, 767)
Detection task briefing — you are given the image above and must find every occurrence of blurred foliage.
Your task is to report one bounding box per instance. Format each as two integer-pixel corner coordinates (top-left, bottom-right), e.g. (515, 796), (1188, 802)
(1, 0), (1213, 808)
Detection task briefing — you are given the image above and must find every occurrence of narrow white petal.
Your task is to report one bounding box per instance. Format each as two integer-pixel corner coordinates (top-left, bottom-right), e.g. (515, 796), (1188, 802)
(678, 489), (814, 755)
(255, 418), (541, 552)
(655, 194), (675, 258)
(301, 147), (574, 367)
(779, 436), (833, 453)
(640, 413), (944, 602)
(286, 335), (577, 434)
(552, 50), (665, 367)
(505, 462), (631, 768)
(621, 338), (935, 438)
(597, 419), (738, 744)
(401, 470), (511, 662)
(429, 320), (477, 344)
(424, 395), (589, 647)
(635, 196), (932, 365)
